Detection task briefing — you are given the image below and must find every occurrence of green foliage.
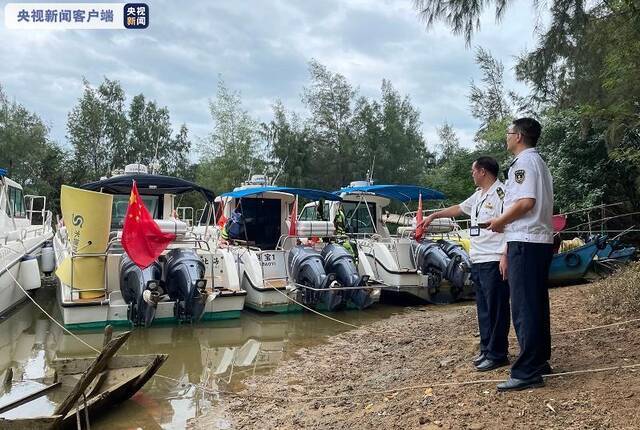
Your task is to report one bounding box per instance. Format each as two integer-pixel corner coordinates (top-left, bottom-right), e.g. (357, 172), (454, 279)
(67, 78), (191, 184)
(0, 85), (68, 214)
(196, 80), (267, 193)
(67, 78), (128, 182)
(423, 123), (476, 205)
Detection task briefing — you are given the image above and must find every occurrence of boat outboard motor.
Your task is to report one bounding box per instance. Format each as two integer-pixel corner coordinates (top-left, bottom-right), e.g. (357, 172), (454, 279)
(438, 240), (473, 297)
(120, 253), (163, 327)
(321, 243), (372, 310)
(164, 248), (208, 323)
(412, 240), (457, 303)
(288, 246), (337, 309)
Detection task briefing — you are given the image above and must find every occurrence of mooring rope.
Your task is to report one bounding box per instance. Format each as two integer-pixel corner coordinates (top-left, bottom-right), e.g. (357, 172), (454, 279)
(5, 243), (640, 406)
(1, 249), (101, 354)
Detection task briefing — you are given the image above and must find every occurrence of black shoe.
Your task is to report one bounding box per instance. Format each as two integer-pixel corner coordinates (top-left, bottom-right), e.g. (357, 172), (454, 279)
(472, 353), (486, 366)
(475, 358), (509, 372)
(496, 376), (545, 392)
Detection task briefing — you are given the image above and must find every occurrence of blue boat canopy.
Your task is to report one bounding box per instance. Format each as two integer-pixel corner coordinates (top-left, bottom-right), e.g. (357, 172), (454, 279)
(0, 168), (6, 177)
(337, 184), (446, 202)
(220, 186), (342, 201)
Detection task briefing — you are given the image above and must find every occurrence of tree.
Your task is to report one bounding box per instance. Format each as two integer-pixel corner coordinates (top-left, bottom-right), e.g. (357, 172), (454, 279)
(127, 94), (189, 175)
(300, 60), (358, 190)
(0, 84), (68, 214)
(67, 78), (128, 182)
(469, 47), (516, 131)
(197, 80), (266, 193)
(423, 122), (476, 204)
(263, 100), (313, 188)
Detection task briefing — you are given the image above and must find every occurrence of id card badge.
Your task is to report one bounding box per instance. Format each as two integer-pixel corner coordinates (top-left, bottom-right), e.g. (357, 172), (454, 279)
(470, 226), (480, 237)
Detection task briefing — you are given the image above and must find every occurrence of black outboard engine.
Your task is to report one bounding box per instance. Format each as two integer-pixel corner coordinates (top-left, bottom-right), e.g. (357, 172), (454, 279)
(164, 248), (209, 323)
(412, 240), (458, 303)
(438, 240), (474, 297)
(321, 243), (373, 310)
(288, 246), (337, 310)
(120, 253), (163, 327)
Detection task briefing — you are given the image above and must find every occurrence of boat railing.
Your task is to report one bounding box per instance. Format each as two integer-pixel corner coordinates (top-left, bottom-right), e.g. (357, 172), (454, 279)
(64, 235), (213, 302)
(176, 206), (194, 226)
(24, 195), (48, 226)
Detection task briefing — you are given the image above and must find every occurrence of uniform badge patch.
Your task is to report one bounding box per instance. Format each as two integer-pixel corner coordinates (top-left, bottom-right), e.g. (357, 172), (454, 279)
(514, 170), (526, 184)
(496, 187), (505, 200)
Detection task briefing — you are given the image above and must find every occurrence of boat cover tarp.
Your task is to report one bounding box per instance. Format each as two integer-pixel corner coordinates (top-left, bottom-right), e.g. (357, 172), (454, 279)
(220, 186), (342, 201)
(337, 184), (446, 202)
(0, 168), (7, 177)
(81, 174), (216, 202)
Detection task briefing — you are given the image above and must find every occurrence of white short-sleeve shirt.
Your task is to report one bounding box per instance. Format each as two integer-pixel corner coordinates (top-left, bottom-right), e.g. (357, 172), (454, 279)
(503, 148), (554, 244)
(459, 180), (507, 263)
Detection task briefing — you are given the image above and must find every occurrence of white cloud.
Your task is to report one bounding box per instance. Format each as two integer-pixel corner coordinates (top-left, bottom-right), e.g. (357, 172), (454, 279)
(0, 0), (544, 153)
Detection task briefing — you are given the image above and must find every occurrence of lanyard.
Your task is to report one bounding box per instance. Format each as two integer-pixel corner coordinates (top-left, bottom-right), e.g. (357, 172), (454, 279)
(475, 194), (490, 220)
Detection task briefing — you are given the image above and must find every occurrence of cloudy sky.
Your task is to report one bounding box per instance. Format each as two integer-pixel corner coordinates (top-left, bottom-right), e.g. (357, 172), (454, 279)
(0, 0), (543, 153)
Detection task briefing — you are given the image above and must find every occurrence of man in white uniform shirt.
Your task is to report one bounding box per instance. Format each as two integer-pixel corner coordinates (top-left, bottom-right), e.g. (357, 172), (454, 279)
(487, 117), (554, 391)
(423, 157), (509, 372)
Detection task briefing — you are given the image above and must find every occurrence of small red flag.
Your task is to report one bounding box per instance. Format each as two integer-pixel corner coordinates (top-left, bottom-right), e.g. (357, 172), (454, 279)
(415, 193), (424, 241)
(121, 181), (176, 268)
(552, 214), (567, 232)
(289, 196), (298, 236)
(216, 200), (227, 228)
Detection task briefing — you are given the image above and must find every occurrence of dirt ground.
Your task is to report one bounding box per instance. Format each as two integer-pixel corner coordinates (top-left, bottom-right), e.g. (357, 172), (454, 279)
(192, 283), (640, 429)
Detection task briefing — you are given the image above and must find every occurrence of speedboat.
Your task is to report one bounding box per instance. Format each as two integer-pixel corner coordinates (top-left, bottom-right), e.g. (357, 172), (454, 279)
(301, 181), (474, 304)
(210, 175), (380, 313)
(53, 164), (246, 330)
(0, 168), (53, 317)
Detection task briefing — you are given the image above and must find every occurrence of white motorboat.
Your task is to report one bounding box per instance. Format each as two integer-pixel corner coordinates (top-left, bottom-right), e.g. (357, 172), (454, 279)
(52, 164), (246, 330)
(0, 168), (53, 317)
(301, 181), (474, 303)
(208, 175), (380, 313)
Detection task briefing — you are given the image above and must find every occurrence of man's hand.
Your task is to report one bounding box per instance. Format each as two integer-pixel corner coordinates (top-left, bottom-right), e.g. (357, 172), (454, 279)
(487, 217), (506, 233)
(499, 253), (508, 280)
(421, 214), (436, 230)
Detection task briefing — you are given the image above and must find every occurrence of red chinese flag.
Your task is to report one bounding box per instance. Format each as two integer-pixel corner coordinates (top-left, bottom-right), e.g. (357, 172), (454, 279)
(216, 200), (227, 228)
(289, 196), (298, 236)
(121, 181), (176, 268)
(415, 193), (424, 241)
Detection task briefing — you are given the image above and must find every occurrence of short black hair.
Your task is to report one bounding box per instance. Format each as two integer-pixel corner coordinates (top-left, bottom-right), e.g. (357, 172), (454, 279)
(474, 156), (499, 178)
(512, 117), (542, 146)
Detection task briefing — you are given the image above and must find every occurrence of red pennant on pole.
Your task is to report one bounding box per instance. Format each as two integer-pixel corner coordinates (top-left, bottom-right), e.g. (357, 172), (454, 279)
(121, 181), (176, 268)
(415, 193), (424, 241)
(289, 196), (298, 236)
(216, 200), (227, 228)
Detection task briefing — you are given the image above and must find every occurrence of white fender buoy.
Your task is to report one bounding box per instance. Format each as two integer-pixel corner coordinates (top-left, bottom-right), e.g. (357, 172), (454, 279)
(39, 242), (55, 274)
(18, 256), (41, 291)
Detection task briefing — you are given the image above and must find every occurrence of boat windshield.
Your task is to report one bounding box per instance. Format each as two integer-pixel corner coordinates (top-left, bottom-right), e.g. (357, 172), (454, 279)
(111, 194), (160, 229)
(342, 201), (376, 234)
(299, 202), (330, 221)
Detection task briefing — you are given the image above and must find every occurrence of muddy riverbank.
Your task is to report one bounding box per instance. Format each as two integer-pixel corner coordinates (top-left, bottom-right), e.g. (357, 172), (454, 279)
(192, 283), (640, 429)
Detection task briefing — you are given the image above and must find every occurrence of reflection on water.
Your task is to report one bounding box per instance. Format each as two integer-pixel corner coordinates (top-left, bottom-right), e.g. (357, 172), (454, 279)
(0, 288), (405, 429)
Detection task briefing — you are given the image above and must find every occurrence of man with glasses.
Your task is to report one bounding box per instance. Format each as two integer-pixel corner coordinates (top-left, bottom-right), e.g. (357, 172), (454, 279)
(422, 156), (509, 372)
(487, 117), (554, 391)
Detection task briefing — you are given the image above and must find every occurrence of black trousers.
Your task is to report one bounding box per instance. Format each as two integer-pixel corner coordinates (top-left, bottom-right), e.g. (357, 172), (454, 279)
(471, 261), (510, 361)
(507, 241), (554, 380)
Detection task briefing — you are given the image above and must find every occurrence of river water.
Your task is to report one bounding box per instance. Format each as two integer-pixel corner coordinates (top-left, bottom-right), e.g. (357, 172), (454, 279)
(0, 287), (407, 429)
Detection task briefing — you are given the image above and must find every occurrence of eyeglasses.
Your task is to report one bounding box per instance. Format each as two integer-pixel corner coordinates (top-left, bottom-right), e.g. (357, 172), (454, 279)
(506, 132), (518, 135)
